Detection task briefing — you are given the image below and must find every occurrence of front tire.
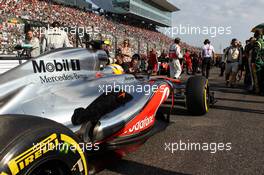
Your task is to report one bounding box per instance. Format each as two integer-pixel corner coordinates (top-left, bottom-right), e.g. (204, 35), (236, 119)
(30, 160), (71, 175)
(0, 115), (88, 175)
(186, 76), (209, 115)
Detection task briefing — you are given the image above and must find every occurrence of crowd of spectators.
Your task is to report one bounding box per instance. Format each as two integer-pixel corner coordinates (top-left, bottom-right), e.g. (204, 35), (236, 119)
(0, 0), (206, 86)
(0, 0), (199, 55)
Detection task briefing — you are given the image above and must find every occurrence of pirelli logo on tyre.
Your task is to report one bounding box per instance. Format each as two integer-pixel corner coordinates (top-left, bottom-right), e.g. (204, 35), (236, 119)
(8, 133), (59, 175)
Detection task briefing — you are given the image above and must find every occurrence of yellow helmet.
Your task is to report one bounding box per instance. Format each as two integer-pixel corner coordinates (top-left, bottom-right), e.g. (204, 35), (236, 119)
(108, 64), (124, 75)
(104, 40), (111, 46)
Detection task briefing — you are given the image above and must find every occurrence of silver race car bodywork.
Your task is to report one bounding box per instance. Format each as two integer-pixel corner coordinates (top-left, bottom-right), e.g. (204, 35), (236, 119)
(0, 47), (170, 143)
(0, 46), (213, 175)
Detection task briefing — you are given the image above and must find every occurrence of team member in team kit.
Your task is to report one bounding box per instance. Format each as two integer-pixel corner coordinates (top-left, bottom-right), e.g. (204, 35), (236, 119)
(169, 38), (182, 79)
(202, 39), (215, 79)
(42, 21), (72, 52)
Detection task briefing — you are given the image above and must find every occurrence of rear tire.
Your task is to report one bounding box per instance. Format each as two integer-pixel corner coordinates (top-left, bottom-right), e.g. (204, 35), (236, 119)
(186, 76), (209, 115)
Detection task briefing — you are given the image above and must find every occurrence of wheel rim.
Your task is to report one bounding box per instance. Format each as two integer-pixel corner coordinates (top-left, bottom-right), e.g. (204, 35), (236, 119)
(30, 161), (68, 175)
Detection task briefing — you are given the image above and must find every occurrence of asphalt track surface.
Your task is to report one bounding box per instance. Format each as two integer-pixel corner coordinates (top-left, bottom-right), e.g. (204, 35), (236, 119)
(97, 68), (264, 175)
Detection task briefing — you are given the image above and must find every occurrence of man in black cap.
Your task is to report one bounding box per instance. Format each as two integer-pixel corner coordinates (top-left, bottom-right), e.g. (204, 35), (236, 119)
(202, 39), (215, 79)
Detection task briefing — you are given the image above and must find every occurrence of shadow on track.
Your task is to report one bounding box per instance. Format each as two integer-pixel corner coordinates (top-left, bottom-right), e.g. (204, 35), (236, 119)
(213, 105), (264, 115)
(210, 84), (248, 94)
(209, 82), (249, 95)
(106, 159), (190, 175)
(216, 97), (264, 104)
(158, 105), (192, 117)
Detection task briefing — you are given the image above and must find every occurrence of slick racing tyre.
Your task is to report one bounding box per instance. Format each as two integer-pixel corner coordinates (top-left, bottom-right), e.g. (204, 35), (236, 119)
(0, 115), (88, 175)
(186, 76), (209, 115)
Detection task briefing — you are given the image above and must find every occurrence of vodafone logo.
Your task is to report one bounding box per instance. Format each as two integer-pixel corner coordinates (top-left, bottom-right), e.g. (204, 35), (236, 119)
(128, 115), (154, 133)
(119, 84), (170, 137)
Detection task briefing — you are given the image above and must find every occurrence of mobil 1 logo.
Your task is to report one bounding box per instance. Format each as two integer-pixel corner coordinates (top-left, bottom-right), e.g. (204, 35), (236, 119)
(32, 59), (80, 73)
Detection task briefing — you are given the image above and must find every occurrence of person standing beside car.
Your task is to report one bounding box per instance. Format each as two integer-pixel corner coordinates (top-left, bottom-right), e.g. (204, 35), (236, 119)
(251, 30), (264, 95)
(169, 38), (182, 79)
(219, 48), (227, 77)
(120, 39), (132, 73)
(148, 46), (158, 75)
(223, 39), (243, 88)
(202, 39), (215, 79)
(25, 29), (40, 58)
(184, 49), (192, 75)
(42, 21), (72, 52)
(243, 39), (253, 90)
(191, 52), (199, 75)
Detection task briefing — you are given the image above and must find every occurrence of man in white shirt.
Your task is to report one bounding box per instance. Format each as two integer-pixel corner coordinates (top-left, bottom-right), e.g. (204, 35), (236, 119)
(223, 38), (242, 87)
(42, 22), (72, 52)
(202, 39), (215, 79)
(169, 38), (182, 79)
(25, 30), (40, 58)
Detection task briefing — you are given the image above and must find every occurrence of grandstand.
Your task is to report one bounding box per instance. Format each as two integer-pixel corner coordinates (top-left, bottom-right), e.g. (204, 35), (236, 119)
(92, 0), (179, 27)
(53, 0), (92, 10)
(0, 0), (202, 74)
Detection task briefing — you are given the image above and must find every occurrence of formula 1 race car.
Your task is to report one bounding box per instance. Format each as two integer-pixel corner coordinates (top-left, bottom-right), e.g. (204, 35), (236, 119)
(0, 42), (215, 175)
